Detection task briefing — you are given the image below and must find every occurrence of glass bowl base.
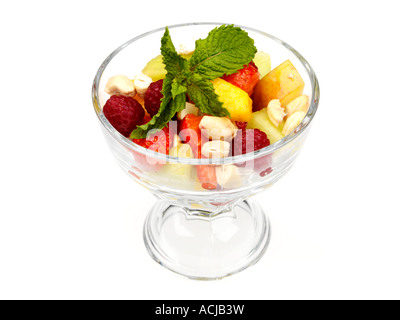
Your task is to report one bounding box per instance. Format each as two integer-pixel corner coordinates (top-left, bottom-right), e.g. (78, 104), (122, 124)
(143, 199), (271, 280)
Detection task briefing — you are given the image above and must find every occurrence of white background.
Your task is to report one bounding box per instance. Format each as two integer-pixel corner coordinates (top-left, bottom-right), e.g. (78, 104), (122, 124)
(0, 0), (399, 300)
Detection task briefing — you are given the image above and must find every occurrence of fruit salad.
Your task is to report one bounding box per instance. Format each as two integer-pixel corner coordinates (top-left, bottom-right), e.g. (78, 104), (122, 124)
(102, 25), (309, 191)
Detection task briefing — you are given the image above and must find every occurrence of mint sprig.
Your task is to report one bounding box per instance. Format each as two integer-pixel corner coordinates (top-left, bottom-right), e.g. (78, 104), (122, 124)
(189, 25), (257, 80)
(130, 25), (256, 139)
(160, 27), (188, 77)
(130, 73), (186, 139)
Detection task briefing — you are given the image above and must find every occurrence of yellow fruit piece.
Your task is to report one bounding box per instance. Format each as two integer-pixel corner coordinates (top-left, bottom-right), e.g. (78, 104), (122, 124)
(141, 55), (167, 81)
(252, 60), (305, 111)
(247, 108), (284, 144)
(253, 51), (271, 79)
(212, 78), (253, 122)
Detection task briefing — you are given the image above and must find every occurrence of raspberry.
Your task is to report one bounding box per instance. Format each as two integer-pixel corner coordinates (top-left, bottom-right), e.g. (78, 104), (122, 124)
(235, 121), (248, 130)
(232, 128), (270, 155)
(232, 128), (272, 173)
(144, 79), (163, 117)
(103, 95), (145, 137)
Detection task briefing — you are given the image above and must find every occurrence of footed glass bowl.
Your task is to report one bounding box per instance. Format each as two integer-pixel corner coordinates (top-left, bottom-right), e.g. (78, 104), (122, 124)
(92, 23), (319, 280)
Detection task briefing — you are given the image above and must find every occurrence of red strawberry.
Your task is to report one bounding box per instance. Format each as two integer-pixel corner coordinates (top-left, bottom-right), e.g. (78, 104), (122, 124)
(178, 114), (204, 158)
(178, 114), (218, 190)
(197, 165), (218, 190)
(132, 125), (172, 155)
(103, 95), (145, 137)
(140, 113), (152, 125)
(132, 125), (173, 171)
(222, 62), (260, 96)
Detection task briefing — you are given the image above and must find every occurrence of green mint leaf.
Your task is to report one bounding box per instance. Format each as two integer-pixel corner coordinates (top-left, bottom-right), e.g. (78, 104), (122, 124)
(187, 73), (230, 117)
(130, 74), (186, 139)
(161, 27), (188, 77)
(130, 28), (189, 139)
(171, 77), (188, 99)
(157, 90), (186, 128)
(189, 25), (257, 80)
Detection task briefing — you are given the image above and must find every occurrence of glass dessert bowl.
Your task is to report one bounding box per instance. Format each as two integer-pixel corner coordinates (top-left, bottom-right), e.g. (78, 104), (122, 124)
(92, 23), (319, 280)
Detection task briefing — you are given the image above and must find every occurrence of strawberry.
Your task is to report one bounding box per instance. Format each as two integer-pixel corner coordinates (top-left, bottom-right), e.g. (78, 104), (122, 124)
(140, 113), (152, 126)
(132, 124), (173, 171)
(178, 114), (204, 158)
(178, 114), (218, 190)
(221, 62), (260, 96)
(196, 165), (218, 190)
(133, 125), (172, 154)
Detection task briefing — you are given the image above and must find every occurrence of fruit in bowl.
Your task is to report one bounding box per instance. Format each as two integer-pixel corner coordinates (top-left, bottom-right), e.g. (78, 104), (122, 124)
(101, 25), (310, 191)
(93, 23), (319, 280)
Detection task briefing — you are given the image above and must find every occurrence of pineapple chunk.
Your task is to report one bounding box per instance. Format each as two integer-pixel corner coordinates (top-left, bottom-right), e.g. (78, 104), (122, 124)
(212, 78), (253, 122)
(141, 55), (167, 81)
(247, 108), (284, 144)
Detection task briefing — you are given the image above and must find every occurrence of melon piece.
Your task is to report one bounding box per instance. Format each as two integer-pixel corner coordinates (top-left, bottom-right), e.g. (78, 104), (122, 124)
(141, 55), (167, 81)
(160, 143), (195, 180)
(247, 108), (284, 144)
(253, 51), (271, 79)
(252, 60), (305, 111)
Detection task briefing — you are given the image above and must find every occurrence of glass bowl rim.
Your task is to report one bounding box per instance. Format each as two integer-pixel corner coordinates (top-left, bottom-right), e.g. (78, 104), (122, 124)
(92, 22), (320, 165)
